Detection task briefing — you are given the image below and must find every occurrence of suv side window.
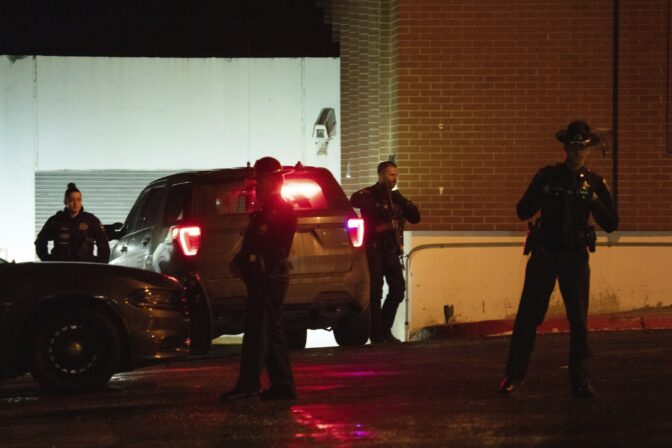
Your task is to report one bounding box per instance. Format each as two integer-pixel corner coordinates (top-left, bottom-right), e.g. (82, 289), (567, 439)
(124, 191), (148, 234)
(126, 187), (165, 233)
(199, 180), (250, 218)
(165, 182), (192, 223)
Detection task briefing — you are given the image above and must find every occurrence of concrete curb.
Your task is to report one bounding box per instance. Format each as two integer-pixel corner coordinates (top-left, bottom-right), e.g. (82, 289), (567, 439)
(413, 309), (672, 340)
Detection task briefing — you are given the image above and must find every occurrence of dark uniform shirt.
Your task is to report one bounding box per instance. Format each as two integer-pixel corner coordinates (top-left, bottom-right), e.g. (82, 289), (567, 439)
(233, 195), (297, 283)
(35, 207), (110, 262)
(351, 182), (421, 252)
(518, 163), (619, 249)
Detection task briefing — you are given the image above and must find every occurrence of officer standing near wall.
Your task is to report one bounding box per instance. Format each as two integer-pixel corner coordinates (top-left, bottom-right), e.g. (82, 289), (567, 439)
(220, 157), (298, 402)
(500, 121), (619, 398)
(351, 161), (421, 343)
(35, 182), (110, 263)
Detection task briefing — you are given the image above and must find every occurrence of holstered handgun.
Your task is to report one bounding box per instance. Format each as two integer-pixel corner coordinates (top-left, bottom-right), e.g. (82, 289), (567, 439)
(523, 220), (541, 255)
(585, 225), (596, 252)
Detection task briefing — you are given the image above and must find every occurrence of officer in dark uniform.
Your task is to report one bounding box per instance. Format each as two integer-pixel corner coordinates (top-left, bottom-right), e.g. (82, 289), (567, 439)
(35, 182), (110, 263)
(500, 121), (619, 398)
(351, 161), (421, 343)
(220, 157), (298, 402)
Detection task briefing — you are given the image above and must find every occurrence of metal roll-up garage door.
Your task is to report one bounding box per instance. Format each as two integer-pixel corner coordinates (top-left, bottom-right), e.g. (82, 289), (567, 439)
(35, 170), (178, 234)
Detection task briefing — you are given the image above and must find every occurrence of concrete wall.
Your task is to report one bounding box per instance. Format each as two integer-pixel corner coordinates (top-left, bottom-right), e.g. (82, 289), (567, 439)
(0, 57), (36, 262)
(398, 231), (672, 339)
(0, 56), (340, 261)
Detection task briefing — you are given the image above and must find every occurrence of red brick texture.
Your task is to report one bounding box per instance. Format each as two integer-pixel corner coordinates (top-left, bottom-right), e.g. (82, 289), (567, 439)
(618, 0), (672, 230)
(337, 0), (397, 195)
(334, 0), (671, 232)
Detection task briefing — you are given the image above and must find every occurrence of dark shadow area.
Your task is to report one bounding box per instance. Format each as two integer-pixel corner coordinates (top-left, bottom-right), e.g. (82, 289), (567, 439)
(0, 0), (339, 57)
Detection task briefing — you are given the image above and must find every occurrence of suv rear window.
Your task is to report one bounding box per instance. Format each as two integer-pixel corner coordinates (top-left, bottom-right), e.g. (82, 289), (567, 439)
(198, 170), (351, 218)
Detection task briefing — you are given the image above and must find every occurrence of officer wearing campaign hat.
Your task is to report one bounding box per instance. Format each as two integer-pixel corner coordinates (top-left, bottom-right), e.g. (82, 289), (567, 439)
(35, 182), (110, 263)
(220, 157), (298, 402)
(500, 121), (619, 398)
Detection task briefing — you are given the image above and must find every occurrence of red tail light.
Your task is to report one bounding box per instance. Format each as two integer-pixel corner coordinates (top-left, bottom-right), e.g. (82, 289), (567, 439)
(171, 225), (202, 256)
(347, 218), (365, 248)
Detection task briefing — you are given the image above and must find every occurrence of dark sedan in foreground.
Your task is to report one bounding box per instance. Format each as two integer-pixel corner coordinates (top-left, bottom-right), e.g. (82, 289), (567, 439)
(0, 259), (190, 392)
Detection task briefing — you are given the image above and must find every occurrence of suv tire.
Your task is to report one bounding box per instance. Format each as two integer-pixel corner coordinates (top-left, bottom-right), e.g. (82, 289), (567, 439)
(284, 327), (307, 350)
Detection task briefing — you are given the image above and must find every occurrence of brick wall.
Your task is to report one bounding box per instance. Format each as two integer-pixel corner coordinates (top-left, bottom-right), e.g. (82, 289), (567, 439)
(618, 0), (672, 230)
(336, 0), (671, 231)
(337, 0), (397, 194)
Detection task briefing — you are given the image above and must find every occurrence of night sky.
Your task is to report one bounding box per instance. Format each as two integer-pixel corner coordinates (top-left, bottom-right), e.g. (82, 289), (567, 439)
(0, 0), (339, 57)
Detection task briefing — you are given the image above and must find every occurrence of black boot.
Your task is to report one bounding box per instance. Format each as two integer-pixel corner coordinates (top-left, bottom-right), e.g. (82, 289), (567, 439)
(499, 377), (523, 395)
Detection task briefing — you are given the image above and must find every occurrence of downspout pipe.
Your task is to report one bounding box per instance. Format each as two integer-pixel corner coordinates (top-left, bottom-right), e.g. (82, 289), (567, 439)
(612, 0), (620, 211)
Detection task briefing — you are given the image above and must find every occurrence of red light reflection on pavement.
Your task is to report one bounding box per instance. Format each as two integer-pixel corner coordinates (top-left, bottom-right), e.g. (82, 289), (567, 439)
(282, 363), (397, 445)
(295, 364), (397, 378)
(290, 405), (374, 446)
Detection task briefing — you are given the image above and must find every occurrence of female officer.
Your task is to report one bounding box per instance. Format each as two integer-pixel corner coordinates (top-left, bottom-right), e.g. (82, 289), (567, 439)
(35, 183), (110, 263)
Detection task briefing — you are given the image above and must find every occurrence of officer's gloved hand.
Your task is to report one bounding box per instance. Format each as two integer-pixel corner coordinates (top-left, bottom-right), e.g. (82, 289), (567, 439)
(375, 222), (394, 233)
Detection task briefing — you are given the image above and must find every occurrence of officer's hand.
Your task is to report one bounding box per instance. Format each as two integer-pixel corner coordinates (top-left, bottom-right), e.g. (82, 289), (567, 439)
(375, 222), (393, 232)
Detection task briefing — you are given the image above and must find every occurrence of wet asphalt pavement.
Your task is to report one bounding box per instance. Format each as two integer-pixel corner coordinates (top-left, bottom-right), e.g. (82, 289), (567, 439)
(1, 330), (671, 447)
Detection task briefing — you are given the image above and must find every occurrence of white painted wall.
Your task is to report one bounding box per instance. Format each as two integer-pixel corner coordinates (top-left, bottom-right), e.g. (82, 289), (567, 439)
(0, 56), (340, 261)
(396, 231), (672, 339)
(0, 56), (36, 262)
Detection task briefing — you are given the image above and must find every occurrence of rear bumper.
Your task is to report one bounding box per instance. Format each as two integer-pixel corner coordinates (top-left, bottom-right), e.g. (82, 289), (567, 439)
(285, 250), (370, 310)
(208, 250), (370, 335)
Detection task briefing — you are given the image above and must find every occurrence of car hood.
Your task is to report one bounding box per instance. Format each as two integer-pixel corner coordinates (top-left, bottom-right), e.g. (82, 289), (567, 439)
(6, 262), (182, 293)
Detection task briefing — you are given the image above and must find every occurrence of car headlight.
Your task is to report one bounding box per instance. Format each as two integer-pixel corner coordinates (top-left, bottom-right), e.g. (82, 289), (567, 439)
(127, 288), (183, 310)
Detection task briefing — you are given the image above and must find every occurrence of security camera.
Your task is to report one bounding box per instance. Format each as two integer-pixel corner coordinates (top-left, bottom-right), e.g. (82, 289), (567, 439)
(313, 108), (336, 155)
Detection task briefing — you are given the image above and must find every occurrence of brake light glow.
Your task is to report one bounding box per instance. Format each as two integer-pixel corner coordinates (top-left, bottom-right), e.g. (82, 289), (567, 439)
(281, 180), (323, 201)
(347, 218), (365, 248)
(171, 225), (202, 256)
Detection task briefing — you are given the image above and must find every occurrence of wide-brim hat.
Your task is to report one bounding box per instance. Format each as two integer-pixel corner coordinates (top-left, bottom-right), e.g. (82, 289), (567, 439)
(555, 120), (600, 147)
(249, 156), (294, 179)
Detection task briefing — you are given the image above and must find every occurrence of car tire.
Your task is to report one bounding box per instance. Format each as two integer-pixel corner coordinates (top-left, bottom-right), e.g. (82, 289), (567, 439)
(284, 327), (307, 350)
(333, 306), (370, 347)
(30, 309), (122, 392)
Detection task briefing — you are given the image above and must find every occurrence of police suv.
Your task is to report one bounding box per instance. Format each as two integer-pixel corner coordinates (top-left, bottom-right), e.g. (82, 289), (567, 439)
(107, 163), (370, 351)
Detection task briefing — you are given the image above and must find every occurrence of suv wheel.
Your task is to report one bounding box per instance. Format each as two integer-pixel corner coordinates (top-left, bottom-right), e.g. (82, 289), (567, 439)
(333, 306), (370, 346)
(30, 310), (121, 392)
(284, 327), (307, 350)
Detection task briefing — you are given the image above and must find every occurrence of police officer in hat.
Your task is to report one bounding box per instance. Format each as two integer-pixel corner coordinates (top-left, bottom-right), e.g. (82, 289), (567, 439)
(35, 182), (110, 263)
(351, 161), (421, 343)
(220, 157), (298, 402)
(500, 120), (619, 398)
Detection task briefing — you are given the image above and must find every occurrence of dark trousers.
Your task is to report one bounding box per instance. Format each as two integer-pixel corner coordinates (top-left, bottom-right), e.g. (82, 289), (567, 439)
(236, 277), (295, 393)
(367, 244), (406, 341)
(505, 248), (591, 382)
